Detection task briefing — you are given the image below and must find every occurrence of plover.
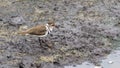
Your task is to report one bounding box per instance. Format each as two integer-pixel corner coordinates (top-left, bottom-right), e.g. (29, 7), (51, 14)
(18, 20), (56, 48)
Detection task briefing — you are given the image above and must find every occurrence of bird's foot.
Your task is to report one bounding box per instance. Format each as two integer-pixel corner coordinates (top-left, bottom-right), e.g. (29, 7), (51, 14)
(38, 38), (53, 49)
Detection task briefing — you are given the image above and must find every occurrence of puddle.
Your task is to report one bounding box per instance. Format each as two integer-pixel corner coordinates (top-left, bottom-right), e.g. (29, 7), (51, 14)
(64, 62), (95, 68)
(65, 46), (120, 68)
(101, 50), (120, 68)
(64, 36), (120, 68)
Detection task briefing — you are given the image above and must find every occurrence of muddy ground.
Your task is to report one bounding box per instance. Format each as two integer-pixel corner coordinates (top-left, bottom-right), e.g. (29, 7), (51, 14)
(0, 0), (120, 68)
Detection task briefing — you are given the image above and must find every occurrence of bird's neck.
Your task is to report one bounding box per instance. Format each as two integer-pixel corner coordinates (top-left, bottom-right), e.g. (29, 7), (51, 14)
(46, 24), (53, 33)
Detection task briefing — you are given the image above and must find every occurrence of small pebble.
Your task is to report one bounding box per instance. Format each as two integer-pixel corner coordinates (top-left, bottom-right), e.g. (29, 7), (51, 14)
(35, 7), (45, 14)
(19, 25), (28, 31)
(0, 19), (3, 21)
(108, 61), (113, 64)
(11, 16), (25, 25)
(94, 66), (102, 68)
(21, 26), (28, 30)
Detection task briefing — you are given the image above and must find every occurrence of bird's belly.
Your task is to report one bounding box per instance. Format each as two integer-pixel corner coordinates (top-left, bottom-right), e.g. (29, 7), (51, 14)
(38, 31), (48, 37)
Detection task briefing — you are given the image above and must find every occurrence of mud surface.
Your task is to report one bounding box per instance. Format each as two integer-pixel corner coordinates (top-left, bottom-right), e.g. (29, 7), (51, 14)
(0, 0), (120, 68)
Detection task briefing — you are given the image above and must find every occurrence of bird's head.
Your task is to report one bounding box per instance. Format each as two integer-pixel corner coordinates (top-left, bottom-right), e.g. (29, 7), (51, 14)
(48, 20), (56, 27)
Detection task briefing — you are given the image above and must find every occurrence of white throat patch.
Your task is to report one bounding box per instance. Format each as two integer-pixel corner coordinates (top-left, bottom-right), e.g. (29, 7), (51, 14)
(46, 24), (53, 33)
(38, 24), (53, 37)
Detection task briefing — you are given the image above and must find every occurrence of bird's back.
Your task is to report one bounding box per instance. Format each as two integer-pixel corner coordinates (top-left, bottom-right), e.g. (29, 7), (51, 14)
(18, 24), (47, 35)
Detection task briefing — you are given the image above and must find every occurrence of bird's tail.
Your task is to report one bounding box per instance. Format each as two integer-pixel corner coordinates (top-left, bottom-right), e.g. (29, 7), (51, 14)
(17, 31), (29, 35)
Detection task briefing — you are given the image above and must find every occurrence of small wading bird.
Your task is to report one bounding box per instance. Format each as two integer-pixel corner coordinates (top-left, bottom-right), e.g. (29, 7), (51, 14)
(18, 20), (56, 48)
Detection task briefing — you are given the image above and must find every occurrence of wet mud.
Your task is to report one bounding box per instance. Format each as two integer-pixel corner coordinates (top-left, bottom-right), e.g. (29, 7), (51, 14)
(0, 0), (120, 68)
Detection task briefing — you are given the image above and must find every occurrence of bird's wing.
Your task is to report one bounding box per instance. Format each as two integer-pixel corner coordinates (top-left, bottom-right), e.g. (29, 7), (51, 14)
(26, 25), (47, 35)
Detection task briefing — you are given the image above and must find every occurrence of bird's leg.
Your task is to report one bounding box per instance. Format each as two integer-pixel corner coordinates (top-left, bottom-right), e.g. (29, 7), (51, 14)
(38, 37), (53, 49)
(42, 39), (53, 49)
(41, 39), (50, 48)
(38, 37), (42, 46)
(38, 37), (45, 48)
(38, 37), (47, 49)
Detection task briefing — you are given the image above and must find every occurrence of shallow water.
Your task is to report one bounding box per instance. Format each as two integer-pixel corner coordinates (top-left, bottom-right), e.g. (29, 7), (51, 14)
(65, 40), (120, 68)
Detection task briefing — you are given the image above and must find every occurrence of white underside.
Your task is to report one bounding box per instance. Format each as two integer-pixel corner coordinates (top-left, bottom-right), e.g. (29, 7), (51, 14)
(38, 30), (48, 37)
(38, 24), (53, 37)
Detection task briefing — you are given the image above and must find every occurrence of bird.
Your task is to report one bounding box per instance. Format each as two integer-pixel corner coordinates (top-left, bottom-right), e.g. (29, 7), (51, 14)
(17, 20), (56, 48)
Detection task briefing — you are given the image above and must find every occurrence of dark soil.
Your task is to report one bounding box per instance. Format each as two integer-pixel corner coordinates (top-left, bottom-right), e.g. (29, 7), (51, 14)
(0, 0), (120, 68)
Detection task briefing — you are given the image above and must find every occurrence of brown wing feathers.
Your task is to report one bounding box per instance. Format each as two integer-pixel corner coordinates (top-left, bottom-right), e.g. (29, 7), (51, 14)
(18, 25), (47, 35)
